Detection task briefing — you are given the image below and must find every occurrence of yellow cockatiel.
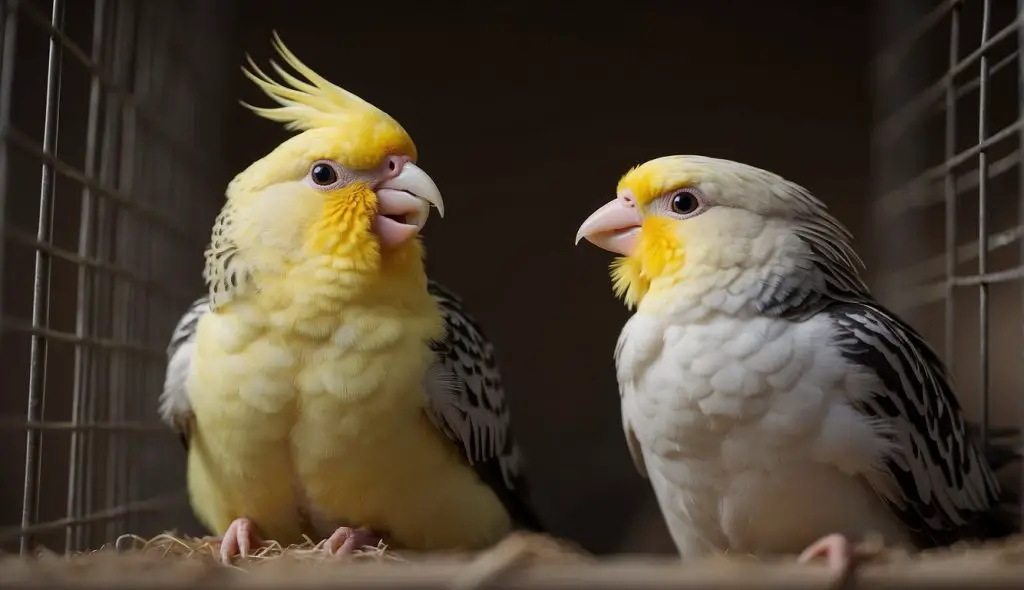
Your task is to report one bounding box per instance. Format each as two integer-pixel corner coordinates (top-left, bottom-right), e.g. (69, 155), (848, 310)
(158, 34), (542, 564)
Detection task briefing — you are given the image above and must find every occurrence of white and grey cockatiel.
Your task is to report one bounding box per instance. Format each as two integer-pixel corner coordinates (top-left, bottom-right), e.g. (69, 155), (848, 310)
(574, 155), (1020, 573)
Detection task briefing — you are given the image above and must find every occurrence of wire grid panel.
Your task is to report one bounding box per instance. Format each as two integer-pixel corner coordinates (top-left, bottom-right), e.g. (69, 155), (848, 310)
(870, 0), (1023, 469)
(0, 0), (236, 554)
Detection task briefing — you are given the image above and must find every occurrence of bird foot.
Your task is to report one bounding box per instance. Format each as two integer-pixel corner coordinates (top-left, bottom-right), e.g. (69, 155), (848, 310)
(217, 517), (265, 565)
(798, 533), (855, 580)
(324, 526), (382, 556)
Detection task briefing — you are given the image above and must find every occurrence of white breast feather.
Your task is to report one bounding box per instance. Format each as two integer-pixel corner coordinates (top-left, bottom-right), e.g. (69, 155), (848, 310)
(617, 307), (907, 557)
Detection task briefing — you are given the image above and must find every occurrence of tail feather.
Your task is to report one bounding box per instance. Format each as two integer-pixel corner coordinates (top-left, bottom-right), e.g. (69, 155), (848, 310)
(966, 421), (1022, 540)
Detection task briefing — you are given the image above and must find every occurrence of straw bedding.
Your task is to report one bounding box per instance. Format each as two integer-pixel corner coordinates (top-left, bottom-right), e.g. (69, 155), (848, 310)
(2, 531), (1024, 589)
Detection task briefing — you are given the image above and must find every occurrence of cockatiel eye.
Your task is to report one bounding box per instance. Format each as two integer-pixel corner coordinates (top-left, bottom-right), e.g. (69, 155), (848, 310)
(655, 187), (708, 219)
(307, 160), (347, 190)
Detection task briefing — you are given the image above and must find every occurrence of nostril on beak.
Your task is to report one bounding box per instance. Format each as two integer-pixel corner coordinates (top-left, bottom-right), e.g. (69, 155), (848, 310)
(618, 190), (637, 208)
(384, 155), (406, 179)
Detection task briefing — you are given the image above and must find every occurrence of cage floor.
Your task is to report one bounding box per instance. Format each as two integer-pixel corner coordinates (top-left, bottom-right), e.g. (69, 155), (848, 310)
(2, 532), (1024, 589)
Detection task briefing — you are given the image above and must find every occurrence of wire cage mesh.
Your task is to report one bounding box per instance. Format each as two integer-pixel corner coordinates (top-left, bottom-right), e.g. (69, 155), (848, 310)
(869, 0), (1023, 521)
(0, 0), (236, 555)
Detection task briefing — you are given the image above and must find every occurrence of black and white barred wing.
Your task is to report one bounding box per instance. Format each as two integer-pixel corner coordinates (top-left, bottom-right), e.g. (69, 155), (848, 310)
(827, 301), (1016, 547)
(424, 280), (543, 531)
(159, 295), (211, 448)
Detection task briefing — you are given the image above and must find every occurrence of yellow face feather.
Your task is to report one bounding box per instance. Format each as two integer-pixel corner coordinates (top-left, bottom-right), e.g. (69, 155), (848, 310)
(616, 157), (697, 207)
(610, 216), (685, 309)
(608, 158), (694, 309)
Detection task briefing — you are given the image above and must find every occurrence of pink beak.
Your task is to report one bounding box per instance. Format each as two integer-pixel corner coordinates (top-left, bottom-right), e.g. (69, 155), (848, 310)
(371, 161), (445, 249)
(574, 191), (642, 256)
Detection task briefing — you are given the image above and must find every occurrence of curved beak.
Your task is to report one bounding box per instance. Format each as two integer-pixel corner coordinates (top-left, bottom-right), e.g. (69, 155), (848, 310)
(575, 197), (642, 256)
(372, 162), (446, 248)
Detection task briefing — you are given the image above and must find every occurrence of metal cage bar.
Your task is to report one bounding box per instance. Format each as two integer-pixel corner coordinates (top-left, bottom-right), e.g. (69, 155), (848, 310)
(19, 0), (63, 554)
(0, 0), (235, 554)
(976, 0), (991, 449)
(871, 0), (1024, 527)
(1018, 0), (1024, 524)
(943, 2), (960, 371)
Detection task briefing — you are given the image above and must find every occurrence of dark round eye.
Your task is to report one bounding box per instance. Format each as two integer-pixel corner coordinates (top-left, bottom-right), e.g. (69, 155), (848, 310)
(310, 163), (338, 186)
(670, 190), (700, 215)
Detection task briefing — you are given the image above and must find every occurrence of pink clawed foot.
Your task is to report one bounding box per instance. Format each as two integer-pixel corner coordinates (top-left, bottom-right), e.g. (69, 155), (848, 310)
(218, 517), (264, 565)
(324, 526), (382, 556)
(798, 533), (854, 577)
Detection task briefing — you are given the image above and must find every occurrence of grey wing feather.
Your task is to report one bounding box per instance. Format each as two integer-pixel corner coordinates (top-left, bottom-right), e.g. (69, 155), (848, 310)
(825, 302), (1015, 546)
(423, 280), (544, 531)
(758, 215), (1020, 547)
(159, 295), (211, 448)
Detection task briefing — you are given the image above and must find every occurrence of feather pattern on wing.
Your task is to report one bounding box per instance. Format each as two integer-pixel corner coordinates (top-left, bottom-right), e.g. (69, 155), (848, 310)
(423, 279), (544, 531)
(159, 295), (210, 448)
(823, 301), (1013, 546)
(751, 184), (1018, 546)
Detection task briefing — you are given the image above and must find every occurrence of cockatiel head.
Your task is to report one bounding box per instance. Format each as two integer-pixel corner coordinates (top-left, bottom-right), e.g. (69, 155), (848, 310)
(211, 34), (444, 299)
(575, 155), (865, 312)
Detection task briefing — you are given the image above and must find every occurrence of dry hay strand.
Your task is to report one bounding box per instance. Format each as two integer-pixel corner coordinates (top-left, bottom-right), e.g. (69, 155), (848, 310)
(96, 529), (591, 566)
(101, 531), (403, 569)
(0, 531), (595, 589)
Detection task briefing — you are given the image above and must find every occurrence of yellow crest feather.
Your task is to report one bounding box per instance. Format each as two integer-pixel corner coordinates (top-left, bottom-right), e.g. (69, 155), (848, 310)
(240, 32), (417, 163)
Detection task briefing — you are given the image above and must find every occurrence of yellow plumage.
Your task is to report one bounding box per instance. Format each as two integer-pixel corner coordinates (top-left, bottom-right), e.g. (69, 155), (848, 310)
(182, 34), (512, 556)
